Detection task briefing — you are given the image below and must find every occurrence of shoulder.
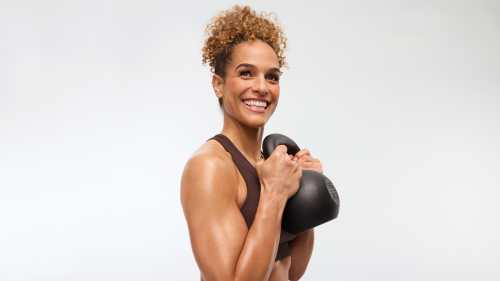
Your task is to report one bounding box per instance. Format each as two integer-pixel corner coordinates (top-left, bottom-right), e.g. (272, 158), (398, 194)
(182, 139), (236, 183)
(180, 140), (239, 207)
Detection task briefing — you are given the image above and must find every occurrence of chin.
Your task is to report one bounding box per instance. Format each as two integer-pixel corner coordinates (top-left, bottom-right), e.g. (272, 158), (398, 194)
(242, 118), (267, 128)
(241, 105), (276, 128)
(240, 114), (270, 128)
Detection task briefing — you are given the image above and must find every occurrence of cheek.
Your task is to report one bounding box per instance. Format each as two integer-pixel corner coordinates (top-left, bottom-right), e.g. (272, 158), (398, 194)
(272, 86), (280, 100)
(222, 82), (247, 111)
(225, 80), (250, 97)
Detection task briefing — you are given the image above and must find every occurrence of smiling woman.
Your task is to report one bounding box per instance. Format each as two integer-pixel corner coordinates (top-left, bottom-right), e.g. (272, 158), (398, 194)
(212, 40), (282, 128)
(181, 5), (317, 281)
(201, 5), (287, 110)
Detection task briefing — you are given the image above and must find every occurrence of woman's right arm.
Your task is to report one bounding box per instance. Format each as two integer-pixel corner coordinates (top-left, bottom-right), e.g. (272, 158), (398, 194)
(180, 146), (301, 281)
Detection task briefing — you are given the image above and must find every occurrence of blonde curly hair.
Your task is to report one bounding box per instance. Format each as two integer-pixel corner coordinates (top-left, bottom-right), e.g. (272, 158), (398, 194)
(202, 5), (288, 79)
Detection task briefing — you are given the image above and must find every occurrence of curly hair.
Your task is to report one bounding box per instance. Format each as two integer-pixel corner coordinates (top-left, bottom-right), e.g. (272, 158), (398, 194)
(202, 5), (288, 79)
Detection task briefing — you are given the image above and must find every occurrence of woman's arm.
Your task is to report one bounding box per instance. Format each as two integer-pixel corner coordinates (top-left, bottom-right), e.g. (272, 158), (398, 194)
(181, 153), (287, 281)
(288, 229), (315, 281)
(288, 148), (322, 280)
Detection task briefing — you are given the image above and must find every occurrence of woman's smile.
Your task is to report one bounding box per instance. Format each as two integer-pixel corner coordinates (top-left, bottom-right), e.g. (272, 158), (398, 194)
(242, 98), (269, 113)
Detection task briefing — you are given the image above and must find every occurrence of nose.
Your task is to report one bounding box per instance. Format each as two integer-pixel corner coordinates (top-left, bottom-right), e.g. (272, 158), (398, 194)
(251, 74), (269, 96)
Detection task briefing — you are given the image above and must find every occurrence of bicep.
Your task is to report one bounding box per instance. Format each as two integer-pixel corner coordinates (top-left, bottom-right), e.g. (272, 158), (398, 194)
(181, 156), (248, 281)
(188, 201), (248, 280)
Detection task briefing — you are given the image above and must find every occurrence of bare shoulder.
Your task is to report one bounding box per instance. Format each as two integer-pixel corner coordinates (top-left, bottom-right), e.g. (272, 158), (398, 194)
(180, 140), (238, 211)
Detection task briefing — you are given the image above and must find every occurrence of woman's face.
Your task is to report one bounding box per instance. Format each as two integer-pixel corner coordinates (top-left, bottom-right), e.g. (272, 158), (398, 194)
(213, 40), (281, 128)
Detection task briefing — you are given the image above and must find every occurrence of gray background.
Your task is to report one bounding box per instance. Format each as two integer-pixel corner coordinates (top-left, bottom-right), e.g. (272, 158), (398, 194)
(1, 0), (499, 280)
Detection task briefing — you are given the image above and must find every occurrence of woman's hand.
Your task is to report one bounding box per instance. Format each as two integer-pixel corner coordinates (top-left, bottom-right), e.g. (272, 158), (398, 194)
(292, 149), (323, 174)
(256, 145), (303, 200)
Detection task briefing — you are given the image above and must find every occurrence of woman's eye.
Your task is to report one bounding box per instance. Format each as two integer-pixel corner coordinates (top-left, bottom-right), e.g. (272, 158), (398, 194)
(239, 70), (252, 77)
(266, 74), (280, 82)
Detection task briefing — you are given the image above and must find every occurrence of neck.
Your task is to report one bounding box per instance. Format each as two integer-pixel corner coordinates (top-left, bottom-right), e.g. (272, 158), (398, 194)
(221, 114), (264, 165)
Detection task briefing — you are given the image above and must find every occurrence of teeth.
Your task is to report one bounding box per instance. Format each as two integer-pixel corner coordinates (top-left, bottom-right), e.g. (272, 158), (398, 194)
(244, 99), (267, 108)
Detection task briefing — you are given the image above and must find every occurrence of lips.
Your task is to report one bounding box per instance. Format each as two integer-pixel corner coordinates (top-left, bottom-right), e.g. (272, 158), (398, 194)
(242, 98), (269, 113)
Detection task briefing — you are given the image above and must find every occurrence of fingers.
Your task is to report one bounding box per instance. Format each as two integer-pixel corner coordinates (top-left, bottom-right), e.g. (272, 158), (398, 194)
(294, 164), (303, 179)
(294, 149), (321, 163)
(274, 144), (288, 154)
(294, 148), (323, 173)
(271, 145), (308, 171)
(273, 145), (297, 162)
(270, 145), (288, 161)
(294, 149), (315, 164)
(294, 148), (311, 159)
(300, 160), (323, 173)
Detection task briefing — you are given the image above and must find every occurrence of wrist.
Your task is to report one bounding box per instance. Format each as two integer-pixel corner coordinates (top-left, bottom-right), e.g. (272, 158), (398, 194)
(259, 185), (288, 215)
(260, 183), (288, 204)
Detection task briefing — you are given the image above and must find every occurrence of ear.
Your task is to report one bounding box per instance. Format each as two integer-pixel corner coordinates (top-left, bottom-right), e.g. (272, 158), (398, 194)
(212, 74), (224, 99)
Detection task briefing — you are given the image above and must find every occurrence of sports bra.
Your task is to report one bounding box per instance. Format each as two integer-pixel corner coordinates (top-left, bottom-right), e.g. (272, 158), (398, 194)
(209, 134), (295, 261)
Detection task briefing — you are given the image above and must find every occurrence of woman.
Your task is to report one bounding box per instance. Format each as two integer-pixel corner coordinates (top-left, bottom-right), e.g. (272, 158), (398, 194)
(180, 5), (324, 281)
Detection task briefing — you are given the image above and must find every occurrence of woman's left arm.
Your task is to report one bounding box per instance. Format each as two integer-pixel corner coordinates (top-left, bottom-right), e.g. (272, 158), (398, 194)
(288, 228), (315, 281)
(288, 149), (324, 280)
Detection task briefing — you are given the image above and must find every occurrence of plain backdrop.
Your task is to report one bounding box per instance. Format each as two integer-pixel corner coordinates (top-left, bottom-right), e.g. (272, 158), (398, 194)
(1, 0), (499, 280)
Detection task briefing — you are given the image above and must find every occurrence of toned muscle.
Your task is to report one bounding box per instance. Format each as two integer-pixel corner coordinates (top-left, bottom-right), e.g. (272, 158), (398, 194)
(181, 140), (293, 280)
(213, 140), (293, 280)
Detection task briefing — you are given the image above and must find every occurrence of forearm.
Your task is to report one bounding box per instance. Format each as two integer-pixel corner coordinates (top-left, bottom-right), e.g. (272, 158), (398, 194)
(289, 229), (315, 281)
(234, 190), (287, 281)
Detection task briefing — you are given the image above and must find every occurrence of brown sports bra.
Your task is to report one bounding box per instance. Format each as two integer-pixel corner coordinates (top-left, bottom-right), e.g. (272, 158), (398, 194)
(209, 134), (295, 261)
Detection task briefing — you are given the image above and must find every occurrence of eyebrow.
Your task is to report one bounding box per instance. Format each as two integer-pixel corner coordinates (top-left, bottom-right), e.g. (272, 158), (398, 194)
(235, 63), (282, 75)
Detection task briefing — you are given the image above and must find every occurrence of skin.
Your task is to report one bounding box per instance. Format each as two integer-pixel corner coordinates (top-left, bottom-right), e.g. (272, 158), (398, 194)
(181, 40), (324, 281)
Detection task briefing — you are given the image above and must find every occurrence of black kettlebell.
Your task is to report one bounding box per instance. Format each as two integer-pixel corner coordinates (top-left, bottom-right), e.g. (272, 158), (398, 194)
(262, 134), (340, 234)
